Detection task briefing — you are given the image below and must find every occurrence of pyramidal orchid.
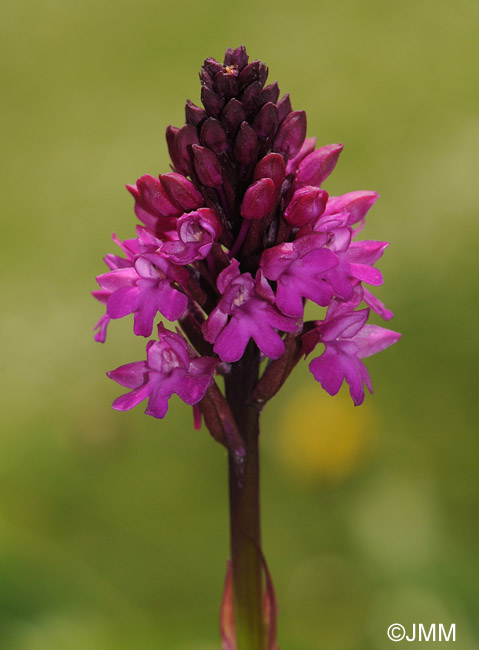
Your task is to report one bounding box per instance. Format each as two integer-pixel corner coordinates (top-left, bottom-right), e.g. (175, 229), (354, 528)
(93, 45), (400, 650)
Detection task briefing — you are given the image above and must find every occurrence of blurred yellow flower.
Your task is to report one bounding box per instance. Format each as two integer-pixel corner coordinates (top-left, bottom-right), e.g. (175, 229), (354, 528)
(276, 384), (377, 484)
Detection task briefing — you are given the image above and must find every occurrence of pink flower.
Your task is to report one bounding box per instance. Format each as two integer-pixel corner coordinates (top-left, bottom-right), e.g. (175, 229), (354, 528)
(304, 302), (401, 405)
(260, 234), (338, 317)
(202, 261), (297, 362)
(160, 208), (222, 264)
(96, 254), (189, 337)
(108, 324), (217, 418)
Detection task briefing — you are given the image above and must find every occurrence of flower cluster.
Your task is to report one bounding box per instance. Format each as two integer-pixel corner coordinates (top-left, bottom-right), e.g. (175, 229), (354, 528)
(93, 45), (400, 422)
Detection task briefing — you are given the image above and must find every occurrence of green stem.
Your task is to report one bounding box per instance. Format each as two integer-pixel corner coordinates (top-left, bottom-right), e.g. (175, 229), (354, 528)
(225, 342), (265, 650)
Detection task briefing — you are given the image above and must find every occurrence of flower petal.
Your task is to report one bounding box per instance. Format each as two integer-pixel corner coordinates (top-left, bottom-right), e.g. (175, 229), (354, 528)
(112, 382), (151, 411)
(354, 324), (401, 359)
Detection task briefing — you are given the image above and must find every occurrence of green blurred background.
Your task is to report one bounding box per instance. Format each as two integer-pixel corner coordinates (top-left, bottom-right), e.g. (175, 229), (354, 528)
(1, 0), (477, 648)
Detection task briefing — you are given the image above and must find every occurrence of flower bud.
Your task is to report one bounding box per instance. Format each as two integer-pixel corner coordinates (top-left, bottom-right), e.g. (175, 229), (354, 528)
(214, 70), (238, 98)
(201, 85), (224, 117)
(165, 126), (188, 175)
(199, 67), (212, 87)
(160, 173), (204, 212)
(253, 153), (286, 192)
(192, 144), (223, 187)
(221, 98), (246, 134)
(234, 122), (258, 164)
(223, 45), (248, 69)
(238, 60), (268, 89)
(252, 102), (279, 138)
(240, 178), (276, 220)
(185, 99), (206, 126)
(176, 124), (200, 165)
(202, 57), (223, 78)
(261, 81), (280, 105)
(200, 117), (227, 154)
(295, 143), (344, 187)
(240, 81), (262, 112)
(277, 93), (292, 122)
(273, 110), (307, 158)
(284, 186), (328, 226)
(133, 174), (181, 217)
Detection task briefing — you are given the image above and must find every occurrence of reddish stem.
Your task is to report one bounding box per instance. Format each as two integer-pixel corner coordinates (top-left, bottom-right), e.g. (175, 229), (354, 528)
(225, 341), (265, 650)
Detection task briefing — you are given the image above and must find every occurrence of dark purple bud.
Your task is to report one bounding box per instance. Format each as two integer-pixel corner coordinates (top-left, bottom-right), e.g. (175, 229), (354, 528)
(295, 143), (344, 187)
(284, 186), (328, 226)
(201, 85), (224, 117)
(200, 117), (227, 154)
(261, 82), (280, 105)
(221, 98), (246, 133)
(273, 110), (307, 158)
(277, 93), (293, 122)
(203, 57), (223, 77)
(240, 178), (276, 220)
(185, 99), (207, 126)
(199, 67), (213, 88)
(191, 144), (223, 187)
(214, 70), (238, 99)
(241, 81), (262, 113)
(234, 122), (258, 164)
(238, 61), (258, 88)
(166, 126), (188, 175)
(223, 45), (249, 69)
(238, 61), (268, 89)
(176, 123), (200, 166)
(135, 174), (181, 217)
(252, 102), (279, 138)
(257, 62), (268, 86)
(160, 172), (205, 212)
(253, 153), (286, 192)
(165, 125), (178, 152)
